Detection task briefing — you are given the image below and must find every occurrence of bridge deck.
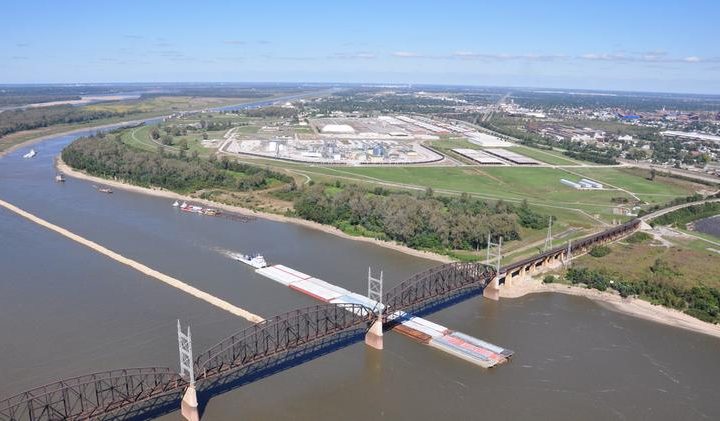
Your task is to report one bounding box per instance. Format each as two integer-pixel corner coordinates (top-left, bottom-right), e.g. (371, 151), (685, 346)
(256, 264), (513, 368)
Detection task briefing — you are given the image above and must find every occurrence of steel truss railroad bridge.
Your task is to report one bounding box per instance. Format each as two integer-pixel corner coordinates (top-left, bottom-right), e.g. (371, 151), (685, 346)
(0, 219), (641, 421)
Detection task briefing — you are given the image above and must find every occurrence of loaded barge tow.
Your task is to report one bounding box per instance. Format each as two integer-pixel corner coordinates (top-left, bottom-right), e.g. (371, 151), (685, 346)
(255, 264), (513, 368)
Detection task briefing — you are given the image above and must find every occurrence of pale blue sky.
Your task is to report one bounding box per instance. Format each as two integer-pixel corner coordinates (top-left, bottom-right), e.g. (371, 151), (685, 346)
(2, 0), (719, 93)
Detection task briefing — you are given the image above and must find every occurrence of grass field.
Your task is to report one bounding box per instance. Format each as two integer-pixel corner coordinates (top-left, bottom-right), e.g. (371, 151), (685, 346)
(313, 166), (635, 206)
(120, 124), (228, 157)
(507, 145), (583, 165)
(569, 167), (705, 204)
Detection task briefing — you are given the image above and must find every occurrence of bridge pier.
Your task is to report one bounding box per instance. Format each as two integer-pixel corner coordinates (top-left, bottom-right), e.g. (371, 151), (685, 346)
(483, 276), (500, 301)
(365, 319), (384, 350)
(181, 385), (200, 421)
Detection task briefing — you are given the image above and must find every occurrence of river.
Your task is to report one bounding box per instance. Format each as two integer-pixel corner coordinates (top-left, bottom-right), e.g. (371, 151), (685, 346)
(1, 111), (719, 420)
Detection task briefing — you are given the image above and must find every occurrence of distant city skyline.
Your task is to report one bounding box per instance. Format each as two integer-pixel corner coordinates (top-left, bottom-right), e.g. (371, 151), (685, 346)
(2, 0), (720, 94)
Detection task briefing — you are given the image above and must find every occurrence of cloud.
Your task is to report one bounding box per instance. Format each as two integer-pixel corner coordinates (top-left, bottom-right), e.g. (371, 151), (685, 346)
(579, 52), (715, 64)
(123, 35), (143, 39)
(329, 52), (376, 60)
(392, 51), (424, 58)
(451, 51), (566, 61)
(15, 43), (30, 48)
(224, 40), (246, 45)
(10, 56), (29, 60)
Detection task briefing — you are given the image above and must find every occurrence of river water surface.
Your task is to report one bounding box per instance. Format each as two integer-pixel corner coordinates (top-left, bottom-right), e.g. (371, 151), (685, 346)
(1, 116), (719, 420)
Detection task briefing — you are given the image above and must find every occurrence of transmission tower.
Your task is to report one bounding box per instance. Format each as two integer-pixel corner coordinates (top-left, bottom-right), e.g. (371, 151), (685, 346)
(544, 217), (553, 252)
(177, 320), (195, 386)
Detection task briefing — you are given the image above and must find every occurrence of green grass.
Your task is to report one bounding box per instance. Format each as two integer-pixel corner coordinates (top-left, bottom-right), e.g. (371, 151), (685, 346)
(569, 167), (704, 204)
(507, 145), (581, 166)
(326, 166), (630, 206)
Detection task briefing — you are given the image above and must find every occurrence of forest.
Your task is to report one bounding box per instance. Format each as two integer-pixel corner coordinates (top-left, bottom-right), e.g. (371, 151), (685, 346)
(294, 184), (549, 252)
(0, 105), (119, 138)
(62, 133), (292, 193)
(564, 267), (720, 323)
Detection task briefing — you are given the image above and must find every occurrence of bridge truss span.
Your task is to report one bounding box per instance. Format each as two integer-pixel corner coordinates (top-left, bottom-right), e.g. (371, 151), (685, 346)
(194, 303), (377, 381)
(0, 367), (186, 421)
(383, 262), (496, 317)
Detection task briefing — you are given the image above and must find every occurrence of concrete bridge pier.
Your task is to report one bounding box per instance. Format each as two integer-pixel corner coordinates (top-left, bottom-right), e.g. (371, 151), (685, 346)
(483, 276), (501, 301)
(365, 319), (384, 350)
(181, 385), (200, 421)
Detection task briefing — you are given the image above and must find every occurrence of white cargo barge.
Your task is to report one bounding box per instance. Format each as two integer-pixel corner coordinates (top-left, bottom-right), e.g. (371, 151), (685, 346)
(255, 264), (513, 368)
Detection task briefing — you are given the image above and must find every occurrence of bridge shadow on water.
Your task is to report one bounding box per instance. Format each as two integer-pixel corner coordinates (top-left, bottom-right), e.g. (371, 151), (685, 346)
(195, 329), (367, 417)
(385, 286), (485, 328)
(107, 329), (366, 420)
(101, 391), (184, 421)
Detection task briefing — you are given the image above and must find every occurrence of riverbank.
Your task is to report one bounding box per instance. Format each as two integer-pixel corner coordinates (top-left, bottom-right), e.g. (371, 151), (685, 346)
(56, 158), (454, 264)
(500, 277), (720, 339)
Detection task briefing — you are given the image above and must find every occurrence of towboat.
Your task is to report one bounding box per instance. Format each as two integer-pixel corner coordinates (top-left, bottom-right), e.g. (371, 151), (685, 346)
(229, 253), (268, 269)
(23, 149), (37, 159)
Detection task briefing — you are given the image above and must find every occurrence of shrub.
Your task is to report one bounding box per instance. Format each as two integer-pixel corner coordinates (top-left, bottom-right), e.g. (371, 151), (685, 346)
(626, 232), (651, 244)
(589, 245), (611, 258)
(543, 275), (556, 284)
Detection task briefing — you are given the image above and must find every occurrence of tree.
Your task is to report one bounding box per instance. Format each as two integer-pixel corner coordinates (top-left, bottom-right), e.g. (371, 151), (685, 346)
(161, 134), (173, 145)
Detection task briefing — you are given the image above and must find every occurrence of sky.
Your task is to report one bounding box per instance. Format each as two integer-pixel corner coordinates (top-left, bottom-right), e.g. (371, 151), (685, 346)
(2, 0), (720, 93)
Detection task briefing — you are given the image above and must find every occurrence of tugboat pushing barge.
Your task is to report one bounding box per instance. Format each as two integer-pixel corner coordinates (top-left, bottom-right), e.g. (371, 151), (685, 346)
(229, 252), (268, 269)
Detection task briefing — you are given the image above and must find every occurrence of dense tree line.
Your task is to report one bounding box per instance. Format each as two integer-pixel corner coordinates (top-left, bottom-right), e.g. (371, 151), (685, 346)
(0, 95), (80, 107)
(314, 93), (453, 115)
(244, 107), (297, 118)
(294, 184), (549, 251)
(62, 134), (292, 193)
(565, 267), (720, 323)
(0, 105), (119, 138)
